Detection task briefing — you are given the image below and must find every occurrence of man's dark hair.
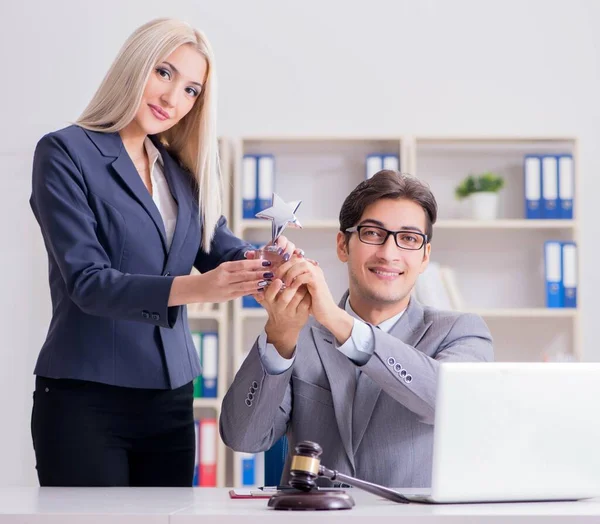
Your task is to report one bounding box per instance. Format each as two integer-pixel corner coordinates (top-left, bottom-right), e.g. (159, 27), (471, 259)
(339, 170), (438, 244)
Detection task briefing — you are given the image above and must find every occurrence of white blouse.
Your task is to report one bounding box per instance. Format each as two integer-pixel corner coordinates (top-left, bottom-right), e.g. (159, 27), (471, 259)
(144, 137), (178, 251)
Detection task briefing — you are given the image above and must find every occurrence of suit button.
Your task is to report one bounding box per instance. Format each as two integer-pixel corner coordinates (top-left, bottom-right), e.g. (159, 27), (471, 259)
(247, 392), (254, 401)
(142, 310), (150, 319)
(250, 387), (256, 394)
(394, 363), (403, 372)
(245, 398), (252, 407)
(405, 374), (413, 383)
(400, 369), (407, 378)
(387, 357), (395, 366)
(252, 381), (259, 389)
(151, 313), (160, 321)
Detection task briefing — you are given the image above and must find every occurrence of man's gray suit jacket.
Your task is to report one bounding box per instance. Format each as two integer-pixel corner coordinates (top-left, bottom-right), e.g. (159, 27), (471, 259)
(220, 294), (493, 487)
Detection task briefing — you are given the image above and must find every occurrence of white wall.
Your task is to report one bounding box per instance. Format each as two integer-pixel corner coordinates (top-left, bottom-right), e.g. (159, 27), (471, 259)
(1, 0), (599, 486)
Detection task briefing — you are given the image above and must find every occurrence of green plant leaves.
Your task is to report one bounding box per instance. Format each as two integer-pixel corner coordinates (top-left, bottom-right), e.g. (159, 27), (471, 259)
(455, 172), (504, 199)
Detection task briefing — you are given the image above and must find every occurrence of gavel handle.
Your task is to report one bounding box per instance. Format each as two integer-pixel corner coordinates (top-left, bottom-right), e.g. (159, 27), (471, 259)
(318, 465), (411, 504)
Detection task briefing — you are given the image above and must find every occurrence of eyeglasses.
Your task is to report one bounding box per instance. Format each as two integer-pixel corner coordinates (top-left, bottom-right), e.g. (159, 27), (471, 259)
(345, 225), (428, 250)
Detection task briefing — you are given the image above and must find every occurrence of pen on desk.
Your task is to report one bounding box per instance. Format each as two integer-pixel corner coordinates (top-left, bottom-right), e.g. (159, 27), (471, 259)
(258, 485), (294, 492)
(258, 484), (353, 492)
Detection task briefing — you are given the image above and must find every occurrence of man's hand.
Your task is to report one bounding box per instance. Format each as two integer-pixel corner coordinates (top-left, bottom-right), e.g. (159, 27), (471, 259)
(255, 279), (311, 359)
(275, 255), (353, 345)
(275, 255), (336, 323)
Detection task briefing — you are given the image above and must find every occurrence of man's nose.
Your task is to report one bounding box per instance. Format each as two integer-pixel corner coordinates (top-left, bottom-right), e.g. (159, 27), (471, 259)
(376, 234), (401, 259)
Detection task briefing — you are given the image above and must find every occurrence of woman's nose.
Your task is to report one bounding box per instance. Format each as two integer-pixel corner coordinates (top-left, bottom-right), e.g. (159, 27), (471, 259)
(160, 87), (178, 108)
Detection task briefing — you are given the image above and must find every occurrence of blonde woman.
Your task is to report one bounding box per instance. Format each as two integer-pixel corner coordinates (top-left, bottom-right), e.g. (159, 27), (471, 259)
(29, 18), (299, 487)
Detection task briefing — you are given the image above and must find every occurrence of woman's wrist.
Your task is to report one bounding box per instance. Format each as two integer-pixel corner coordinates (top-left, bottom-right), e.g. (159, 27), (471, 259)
(168, 274), (205, 307)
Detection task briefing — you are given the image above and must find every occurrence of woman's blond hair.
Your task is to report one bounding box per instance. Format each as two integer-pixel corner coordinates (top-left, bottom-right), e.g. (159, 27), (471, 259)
(76, 17), (221, 252)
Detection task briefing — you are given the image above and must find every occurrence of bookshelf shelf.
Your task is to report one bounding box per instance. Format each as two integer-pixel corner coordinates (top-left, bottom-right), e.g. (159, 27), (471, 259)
(240, 308), (267, 320)
(435, 219), (577, 230)
(187, 310), (226, 322)
(193, 398), (221, 410)
(239, 218), (578, 232)
(465, 308), (578, 318)
(240, 219), (339, 231)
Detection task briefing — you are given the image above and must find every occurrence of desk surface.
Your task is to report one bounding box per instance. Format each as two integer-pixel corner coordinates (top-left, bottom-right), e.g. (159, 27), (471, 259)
(1, 488), (600, 523)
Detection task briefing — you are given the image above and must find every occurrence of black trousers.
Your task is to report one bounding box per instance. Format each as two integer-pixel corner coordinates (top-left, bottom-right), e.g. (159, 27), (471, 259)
(31, 376), (195, 487)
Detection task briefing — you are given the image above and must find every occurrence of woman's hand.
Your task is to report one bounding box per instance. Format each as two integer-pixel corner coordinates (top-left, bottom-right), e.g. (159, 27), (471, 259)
(196, 259), (274, 302)
(168, 259), (274, 306)
(243, 234), (305, 263)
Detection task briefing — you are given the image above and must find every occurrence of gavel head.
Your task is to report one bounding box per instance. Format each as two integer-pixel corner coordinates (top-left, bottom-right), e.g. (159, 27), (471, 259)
(288, 441), (323, 492)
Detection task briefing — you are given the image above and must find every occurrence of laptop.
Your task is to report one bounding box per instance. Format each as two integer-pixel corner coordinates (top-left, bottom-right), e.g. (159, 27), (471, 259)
(402, 362), (600, 504)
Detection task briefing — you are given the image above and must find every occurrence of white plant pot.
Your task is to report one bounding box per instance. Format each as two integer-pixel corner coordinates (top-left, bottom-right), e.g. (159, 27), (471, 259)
(469, 192), (499, 220)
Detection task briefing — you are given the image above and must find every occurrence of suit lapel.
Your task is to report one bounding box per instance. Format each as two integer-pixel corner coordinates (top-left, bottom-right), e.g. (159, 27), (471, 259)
(351, 296), (433, 454)
(398, 297), (434, 350)
(311, 323), (356, 473)
(83, 128), (168, 253)
(152, 138), (192, 261)
(111, 154), (168, 253)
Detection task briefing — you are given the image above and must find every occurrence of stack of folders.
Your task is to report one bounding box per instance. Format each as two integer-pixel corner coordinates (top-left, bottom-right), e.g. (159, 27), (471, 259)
(366, 154), (400, 179)
(524, 154), (574, 219)
(544, 241), (577, 308)
(242, 155), (275, 219)
(193, 418), (217, 486)
(191, 331), (219, 398)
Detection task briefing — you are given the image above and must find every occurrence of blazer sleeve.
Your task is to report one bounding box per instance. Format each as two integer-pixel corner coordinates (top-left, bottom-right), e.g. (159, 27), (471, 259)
(30, 133), (177, 328)
(360, 313), (493, 425)
(219, 340), (292, 453)
(193, 215), (253, 272)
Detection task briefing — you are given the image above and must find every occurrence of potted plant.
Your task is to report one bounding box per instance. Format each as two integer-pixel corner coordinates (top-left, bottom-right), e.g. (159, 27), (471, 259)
(455, 172), (505, 220)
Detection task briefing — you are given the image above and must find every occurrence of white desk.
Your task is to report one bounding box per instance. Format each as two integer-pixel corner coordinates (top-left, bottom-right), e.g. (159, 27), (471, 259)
(2, 488), (600, 523)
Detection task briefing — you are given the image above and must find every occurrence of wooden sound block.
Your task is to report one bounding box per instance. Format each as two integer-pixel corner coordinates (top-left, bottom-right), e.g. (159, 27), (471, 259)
(268, 490), (355, 511)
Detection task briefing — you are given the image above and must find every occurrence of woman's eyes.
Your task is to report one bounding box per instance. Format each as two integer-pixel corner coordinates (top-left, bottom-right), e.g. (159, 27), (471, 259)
(156, 67), (171, 80)
(156, 68), (199, 97)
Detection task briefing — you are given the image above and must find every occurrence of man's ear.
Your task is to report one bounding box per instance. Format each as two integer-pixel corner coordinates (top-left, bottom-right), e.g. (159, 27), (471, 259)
(419, 242), (431, 274)
(337, 232), (349, 263)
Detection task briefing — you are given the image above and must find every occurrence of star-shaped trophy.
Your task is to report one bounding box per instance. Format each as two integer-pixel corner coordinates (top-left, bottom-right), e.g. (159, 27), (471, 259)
(255, 193), (303, 242)
(254, 193), (303, 269)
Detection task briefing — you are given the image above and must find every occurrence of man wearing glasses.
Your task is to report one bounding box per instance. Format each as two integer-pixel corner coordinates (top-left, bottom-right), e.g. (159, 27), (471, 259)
(220, 170), (493, 488)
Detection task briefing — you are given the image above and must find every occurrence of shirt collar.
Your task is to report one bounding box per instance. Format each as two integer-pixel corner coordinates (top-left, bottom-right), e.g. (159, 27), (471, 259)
(344, 296), (405, 333)
(144, 136), (164, 171)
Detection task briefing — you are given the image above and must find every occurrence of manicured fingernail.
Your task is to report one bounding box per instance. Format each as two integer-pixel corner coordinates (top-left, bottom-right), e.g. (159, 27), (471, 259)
(297, 249), (305, 257)
(256, 287), (265, 292)
(262, 261), (271, 266)
(263, 272), (274, 278)
(258, 280), (268, 287)
(277, 247), (284, 255)
(283, 253), (290, 262)
(243, 251), (249, 259)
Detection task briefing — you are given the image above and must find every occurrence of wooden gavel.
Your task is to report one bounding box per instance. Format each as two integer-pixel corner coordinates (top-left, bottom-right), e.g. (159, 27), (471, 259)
(287, 440), (410, 504)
